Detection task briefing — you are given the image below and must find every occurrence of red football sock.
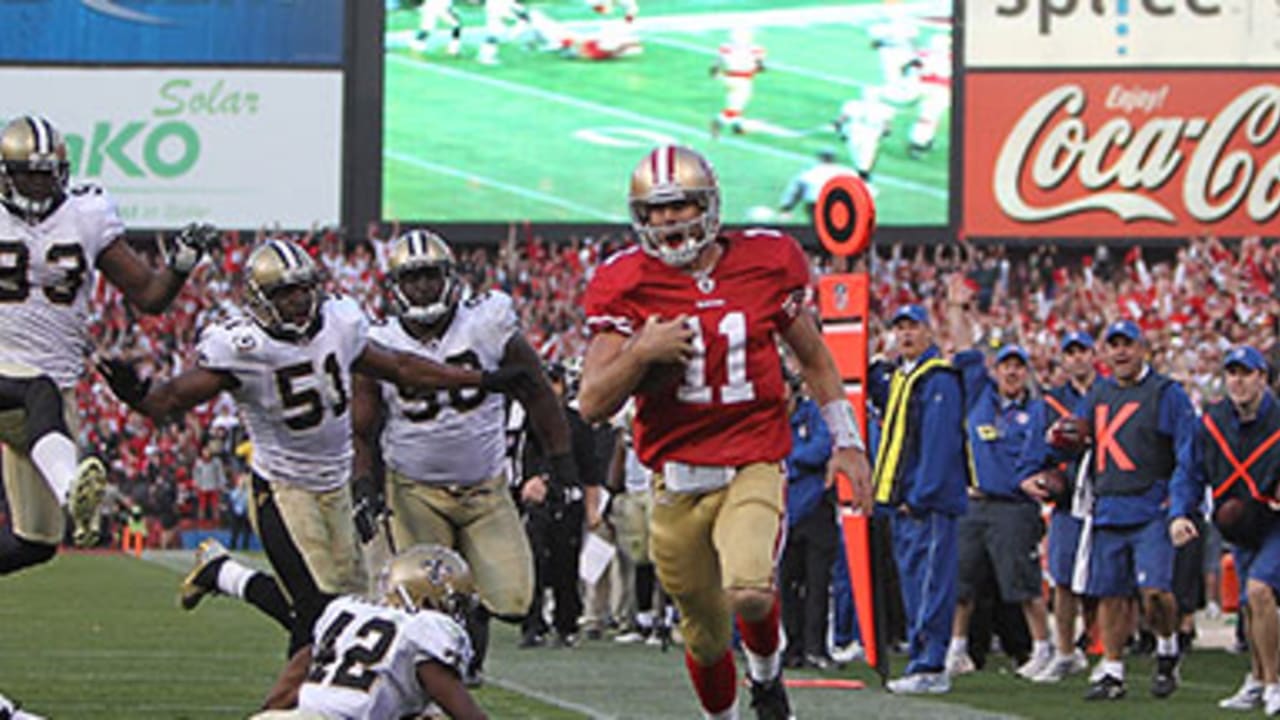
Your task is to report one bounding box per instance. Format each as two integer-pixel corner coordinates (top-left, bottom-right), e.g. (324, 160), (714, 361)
(685, 649), (738, 714)
(735, 595), (781, 656)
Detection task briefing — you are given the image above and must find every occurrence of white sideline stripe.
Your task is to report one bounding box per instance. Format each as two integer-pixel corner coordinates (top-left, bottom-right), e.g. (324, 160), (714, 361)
(385, 151), (627, 221)
(488, 676), (618, 720)
(387, 54), (946, 199)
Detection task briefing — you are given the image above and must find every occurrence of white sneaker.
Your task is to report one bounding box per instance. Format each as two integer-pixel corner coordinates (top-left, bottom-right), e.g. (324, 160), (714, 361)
(68, 457), (107, 547)
(945, 650), (975, 676)
(614, 630), (647, 644)
(831, 640), (865, 665)
(887, 672), (951, 695)
(1031, 650), (1088, 683)
(1219, 674), (1263, 710)
(1016, 652), (1055, 680)
(1263, 684), (1280, 716)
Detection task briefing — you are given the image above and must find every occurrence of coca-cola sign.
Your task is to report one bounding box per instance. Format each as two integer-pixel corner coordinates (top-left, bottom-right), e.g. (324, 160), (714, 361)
(963, 72), (1280, 238)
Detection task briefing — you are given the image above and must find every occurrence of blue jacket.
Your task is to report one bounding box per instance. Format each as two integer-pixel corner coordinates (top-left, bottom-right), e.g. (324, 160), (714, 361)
(954, 349), (1044, 501)
(868, 345), (970, 517)
(786, 396), (833, 527)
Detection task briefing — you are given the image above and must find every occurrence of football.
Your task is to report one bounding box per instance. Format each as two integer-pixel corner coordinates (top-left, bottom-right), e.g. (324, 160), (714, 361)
(1046, 416), (1093, 453)
(1213, 496), (1248, 535)
(1034, 467), (1071, 506)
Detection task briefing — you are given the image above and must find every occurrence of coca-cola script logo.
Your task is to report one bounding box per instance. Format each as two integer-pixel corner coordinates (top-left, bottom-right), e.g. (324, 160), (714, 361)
(995, 83), (1280, 225)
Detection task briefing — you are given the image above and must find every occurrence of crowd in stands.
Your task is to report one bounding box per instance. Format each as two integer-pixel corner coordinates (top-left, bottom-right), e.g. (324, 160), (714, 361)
(64, 224), (1280, 552)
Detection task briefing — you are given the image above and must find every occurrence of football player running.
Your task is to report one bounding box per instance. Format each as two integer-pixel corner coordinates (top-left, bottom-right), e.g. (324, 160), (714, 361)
(578, 145), (873, 719)
(349, 228), (573, 684)
(0, 114), (218, 573)
(252, 544), (488, 720)
(96, 238), (533, 656)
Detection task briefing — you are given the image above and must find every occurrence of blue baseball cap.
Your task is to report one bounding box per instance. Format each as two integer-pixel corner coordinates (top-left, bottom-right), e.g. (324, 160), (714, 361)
(890, 304), (928, 326)
(1103, 319), (1142, 343)
(995, 344), (1029, 365)
(1224, 345), (1268, 373)
(1060, 331), (1095, 352)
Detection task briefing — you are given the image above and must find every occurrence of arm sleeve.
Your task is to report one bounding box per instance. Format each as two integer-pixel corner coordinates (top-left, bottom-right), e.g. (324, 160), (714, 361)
(771, 234), (812, 330)
(332, 297), (371, 359)
(951, 349), (990, 413)
(196, 324), (258, 378)
(905, 371), (966, 510)
(583, 257), (640, 337)
(571, 412), (599, 487)
(476, 291), (520, 353)
(1161, 384), (1203, 519)
(867, 360), (892, 413)
(790, 402), (833, 470)
(1015, 399), (1050, 482)
(80, 188), (126, 265)
(406, 612), (473, 675)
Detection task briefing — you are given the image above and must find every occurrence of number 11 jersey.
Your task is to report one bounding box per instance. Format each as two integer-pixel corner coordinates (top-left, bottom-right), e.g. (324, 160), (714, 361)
(583, 229), (812, 469)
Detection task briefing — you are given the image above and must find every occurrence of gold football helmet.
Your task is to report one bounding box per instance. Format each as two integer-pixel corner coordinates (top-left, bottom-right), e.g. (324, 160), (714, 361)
(380, 544), (477, 619)
(628, 144), (721, 267)
(244, 239), (323, 340)
(386, 228), (463, 324)
(0, 115), (70, 220)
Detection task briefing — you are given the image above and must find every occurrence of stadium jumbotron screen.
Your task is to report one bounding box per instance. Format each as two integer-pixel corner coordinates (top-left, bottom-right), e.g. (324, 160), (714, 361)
(383, 0), (953, 228)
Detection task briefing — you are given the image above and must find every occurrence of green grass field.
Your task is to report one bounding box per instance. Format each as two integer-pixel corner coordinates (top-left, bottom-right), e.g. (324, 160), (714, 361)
(0, 550), (1260, 718)
(383, 1), (951, 228)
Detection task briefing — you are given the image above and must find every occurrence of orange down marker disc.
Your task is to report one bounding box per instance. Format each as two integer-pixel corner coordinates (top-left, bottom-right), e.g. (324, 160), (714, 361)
(815, 174), (876, 258)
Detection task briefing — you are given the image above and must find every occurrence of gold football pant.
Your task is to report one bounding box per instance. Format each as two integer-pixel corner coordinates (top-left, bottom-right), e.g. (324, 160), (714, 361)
(649, 462), (785, 664)
(387, 470), (533, 618)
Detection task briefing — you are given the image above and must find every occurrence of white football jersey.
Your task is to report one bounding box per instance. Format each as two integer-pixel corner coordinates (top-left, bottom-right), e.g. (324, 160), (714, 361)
(0, 186), (124, 387)
(717, 41), (764, 76)
(369, 291), (517, 486)
(197, 296), (369, 492)
(298, 595), (472, 720)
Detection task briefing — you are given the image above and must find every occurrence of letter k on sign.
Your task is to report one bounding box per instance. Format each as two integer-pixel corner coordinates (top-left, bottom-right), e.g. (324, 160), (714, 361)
(1095, 402), (1139, 474)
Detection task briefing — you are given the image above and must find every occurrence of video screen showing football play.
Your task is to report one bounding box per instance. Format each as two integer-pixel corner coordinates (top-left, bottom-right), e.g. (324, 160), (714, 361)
(383, 0), (953, 227)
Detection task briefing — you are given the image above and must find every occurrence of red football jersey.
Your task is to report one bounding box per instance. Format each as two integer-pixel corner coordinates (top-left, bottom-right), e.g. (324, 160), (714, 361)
(584, 229), (812, 468)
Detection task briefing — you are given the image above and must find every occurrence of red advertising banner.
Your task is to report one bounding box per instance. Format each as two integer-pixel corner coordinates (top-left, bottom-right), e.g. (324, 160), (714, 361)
(963, 72), (1280, 238)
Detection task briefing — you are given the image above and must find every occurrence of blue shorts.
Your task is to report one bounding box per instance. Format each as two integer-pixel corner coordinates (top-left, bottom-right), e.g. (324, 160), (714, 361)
(1084, 518), (1174, 597)
(1048, 510), (1083, 588)
(1232, 522), (1280, 608)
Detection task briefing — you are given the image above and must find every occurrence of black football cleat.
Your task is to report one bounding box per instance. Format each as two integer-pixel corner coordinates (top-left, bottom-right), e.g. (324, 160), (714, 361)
(748, 673), (795, 720)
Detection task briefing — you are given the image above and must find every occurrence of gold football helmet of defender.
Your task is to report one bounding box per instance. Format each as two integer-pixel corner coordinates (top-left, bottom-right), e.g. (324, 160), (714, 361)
(380, 544), (477, 620)
(0, 115), (71, 221)
(386, 228), (464, 325)
(244, 239), (323, 341)
(628, 144), (721, 267)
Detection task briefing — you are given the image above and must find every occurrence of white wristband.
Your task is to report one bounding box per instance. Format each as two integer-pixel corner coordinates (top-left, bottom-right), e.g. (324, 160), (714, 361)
(821, 399), (866, 452)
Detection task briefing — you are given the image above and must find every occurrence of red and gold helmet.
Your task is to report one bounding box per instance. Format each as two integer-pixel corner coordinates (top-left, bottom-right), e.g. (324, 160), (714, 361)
(628, 145), (721, 267)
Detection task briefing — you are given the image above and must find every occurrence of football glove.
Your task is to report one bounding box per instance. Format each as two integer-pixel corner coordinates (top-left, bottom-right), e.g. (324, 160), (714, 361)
(351, 474), (387, 544)
(166, 222), (221, 274)
(96, 358), (151, 409)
